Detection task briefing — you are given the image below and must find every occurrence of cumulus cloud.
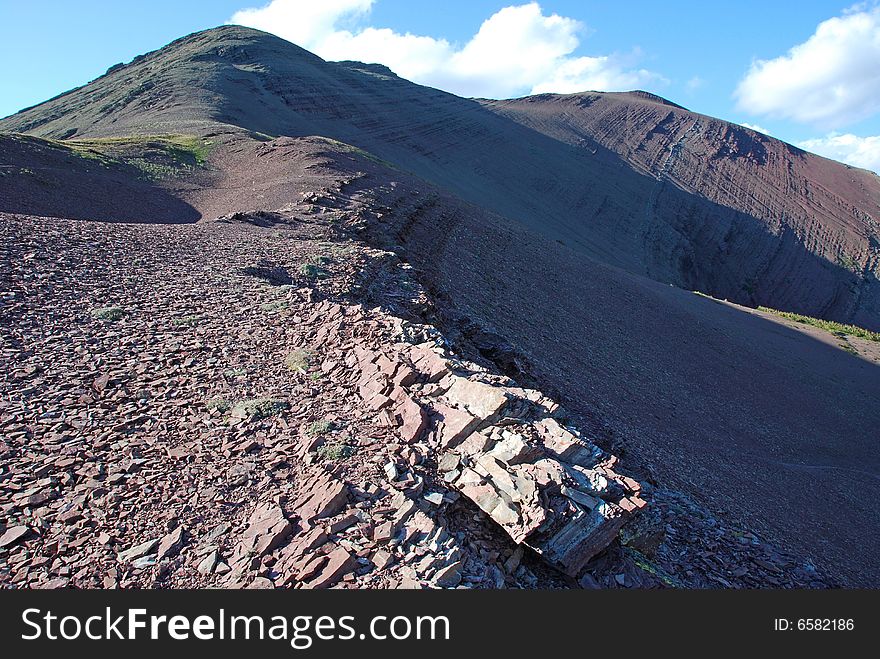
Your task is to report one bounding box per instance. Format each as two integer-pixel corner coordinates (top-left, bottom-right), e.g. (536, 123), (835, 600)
(798, 133), (880, 173)
(739, 122), (771, 135)
(734, 6), (880, 128)
(229, 0), (664, 98)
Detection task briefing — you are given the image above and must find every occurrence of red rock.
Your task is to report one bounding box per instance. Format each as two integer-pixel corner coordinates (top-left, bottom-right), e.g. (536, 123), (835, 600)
(327, 514), (358, 534)
(247, 577), (275, 589)
(392, 389), (427, 443)
(157, 526), (186, 560)
(93, 373), (110, 393)
(241, 504), (293, 556)
(393, 366), (418, 388)
(372, 549), (394, 570)
(373, 520), (394, 543)
(433, 403), (480, 449)
(294, 472), (348, 522)
(303, 546), (356, 589)
(0, 525), (30, 548)
(57, 508), (83, 524)
(409, 347), (448, 382)
(444, 378), (508, 420)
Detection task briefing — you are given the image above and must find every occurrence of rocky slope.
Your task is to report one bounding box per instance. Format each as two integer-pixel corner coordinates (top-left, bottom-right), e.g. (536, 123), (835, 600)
(2, 25), (879, 328)
(0, 205), (830, 590)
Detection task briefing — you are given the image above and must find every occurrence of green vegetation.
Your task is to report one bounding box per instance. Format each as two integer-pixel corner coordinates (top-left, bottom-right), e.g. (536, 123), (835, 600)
(51, 134), (214, 180)
(223, 367), (247, 379)
(91, 306), (126, 322)
(315, 442), (356, 462)
(758, 306), (880, 342)
(172, 314), (202, 327)
(205, 397), (232, 414)
(284, 349), (311, 372)
(306, 420), (335, 436)
(837, 253), (860, 272)
(313, 136), (398, 169)
(624, 548), (682, 588)
(230, 398), (290, 422)
(300, 263), (330, 280)
(260, 300), (289, 313)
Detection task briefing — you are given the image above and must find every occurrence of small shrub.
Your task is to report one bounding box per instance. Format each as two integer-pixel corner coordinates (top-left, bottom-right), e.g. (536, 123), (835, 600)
(300, 263), (330, 280)
(838, 254), (860, 271)
(261, 300), (289, 313)
(223, 367), (247, 378)
(306, 420), (335, 436)
(206, 397), (231, 413)
(91, 306), (126, 322)
(315, 442), (356, 462)
(230, 398), (290, 422)
(285, 349), (311, 372)
(172, 314), (201, 327)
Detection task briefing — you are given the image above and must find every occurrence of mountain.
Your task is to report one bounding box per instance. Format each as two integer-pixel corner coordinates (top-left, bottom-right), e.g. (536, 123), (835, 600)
(2, 25), (879, 330)
(1, 26), (879, 588)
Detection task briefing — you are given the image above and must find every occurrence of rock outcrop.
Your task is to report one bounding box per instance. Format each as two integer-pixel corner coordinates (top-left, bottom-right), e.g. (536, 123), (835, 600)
(341, 302), (645, 577)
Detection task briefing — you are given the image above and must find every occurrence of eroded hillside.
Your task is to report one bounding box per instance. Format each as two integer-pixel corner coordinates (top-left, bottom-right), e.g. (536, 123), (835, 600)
(2, 25), (879, 329)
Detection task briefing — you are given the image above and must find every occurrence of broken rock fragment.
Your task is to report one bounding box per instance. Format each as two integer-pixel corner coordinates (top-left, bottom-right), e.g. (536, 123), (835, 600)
(302, 545), (357, 589)
(240, 503), (293, 557)
(293, 472), (348, 523)
(157, 526), (187, 560)
(0, 525), (30, 549)
(444, 377), (509, 421)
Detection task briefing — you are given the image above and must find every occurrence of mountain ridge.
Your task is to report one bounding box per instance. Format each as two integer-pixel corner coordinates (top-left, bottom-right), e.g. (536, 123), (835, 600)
(2, 25), (878, 330)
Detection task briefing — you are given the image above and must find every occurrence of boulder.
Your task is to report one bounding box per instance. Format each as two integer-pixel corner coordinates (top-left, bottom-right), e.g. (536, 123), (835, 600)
(445, 378), (509, 421)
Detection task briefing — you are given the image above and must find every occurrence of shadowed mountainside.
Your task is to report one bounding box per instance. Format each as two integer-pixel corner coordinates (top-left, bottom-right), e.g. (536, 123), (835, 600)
(2, 25), (879, 329)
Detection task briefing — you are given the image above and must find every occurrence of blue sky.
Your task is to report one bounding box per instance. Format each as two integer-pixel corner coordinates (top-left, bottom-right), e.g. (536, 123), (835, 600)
(1, 0), (879, 171)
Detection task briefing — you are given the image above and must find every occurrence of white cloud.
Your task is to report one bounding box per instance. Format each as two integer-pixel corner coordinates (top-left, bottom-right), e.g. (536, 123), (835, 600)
(229, 0), (664, 98)
(685, 76), (704, 92)
(798, 133), (880, 173)
(739, 122), (771, 135)
(734, 6), (880, 128)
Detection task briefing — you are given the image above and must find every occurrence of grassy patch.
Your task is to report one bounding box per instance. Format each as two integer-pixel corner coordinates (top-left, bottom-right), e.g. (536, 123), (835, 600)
(624, 548), (682, 589)
(284, 349), (311, 372)
(260, 300), (289, 313)
(91, 306), (126, 322)
(230, 398), (290, 422)
(837, 253), (860, 271)
(312, 136), (399, 169)
(838, 342), (860, 356)
(306, 420), (335, 436)
(300, 263), (330, 280)
(206, 397), (232, 414)
(55, 134), (214, 180)
(315, 442), (356, 462)
(172, 314), (202, 327)
(758, 306), (880, 342)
